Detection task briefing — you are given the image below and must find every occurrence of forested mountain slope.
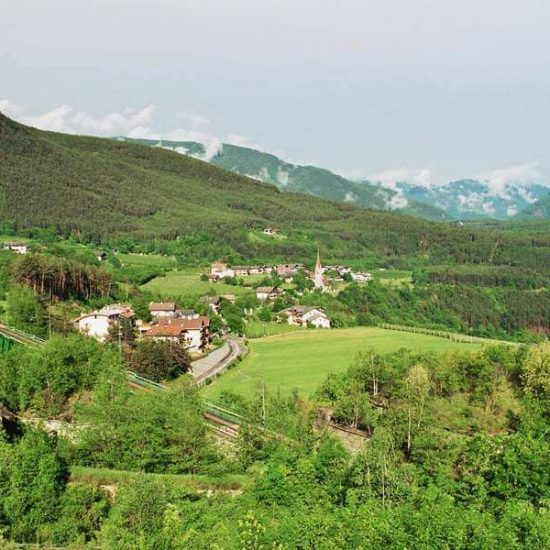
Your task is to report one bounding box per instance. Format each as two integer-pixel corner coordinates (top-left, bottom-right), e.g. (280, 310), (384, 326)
(0, 112), (548, 270)
(121, 137), (450, 221)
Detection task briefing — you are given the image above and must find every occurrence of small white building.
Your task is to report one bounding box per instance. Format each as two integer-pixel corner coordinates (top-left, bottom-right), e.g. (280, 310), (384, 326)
(149, 302), (177, 319)
(76, 304), (134, 342)
(3, 242), (28, 255)
(210, 261), (235, 279)
(263, 227), (280, 236)
(351, 272), (373, 283)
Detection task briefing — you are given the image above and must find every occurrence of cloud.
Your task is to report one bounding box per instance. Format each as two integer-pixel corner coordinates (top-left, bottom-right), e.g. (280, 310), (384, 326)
(475, 162), (543, 198)
(386, 194), (409, 209)
(0, 99), (26, 117)
(344, 191), (358, 203)
(368, 167), (434, 189)
(506, 205), (518, 217)
(0, 99), (250, 163)
(277, 168), (290, 187)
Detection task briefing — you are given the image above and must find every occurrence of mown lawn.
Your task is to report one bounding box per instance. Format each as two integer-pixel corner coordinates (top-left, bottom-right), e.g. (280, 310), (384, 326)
(117, 253), (177, 269)
(244, 320), (303, 338)
(202, 327), (484, 400)
(141, 269), (257, 299)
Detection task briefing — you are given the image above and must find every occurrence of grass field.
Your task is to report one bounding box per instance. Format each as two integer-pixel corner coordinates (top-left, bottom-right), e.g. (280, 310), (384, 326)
(244, 320), (303, 338)
(117, 253), (177, 269)
(142, 268), (258, 299)
(202, 327), (485, 400)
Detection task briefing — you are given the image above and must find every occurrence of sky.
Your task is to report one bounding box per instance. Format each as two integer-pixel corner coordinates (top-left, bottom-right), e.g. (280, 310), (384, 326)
(2, 0), (550, 186)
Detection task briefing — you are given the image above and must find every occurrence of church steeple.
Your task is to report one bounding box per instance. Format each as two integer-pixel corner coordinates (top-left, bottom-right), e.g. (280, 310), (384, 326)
(314, 247), (325, 290)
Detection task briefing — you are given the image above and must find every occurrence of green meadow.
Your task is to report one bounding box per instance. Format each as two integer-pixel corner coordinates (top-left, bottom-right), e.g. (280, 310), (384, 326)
(202, 327), (485, 400)
(141, 268), (258, 300)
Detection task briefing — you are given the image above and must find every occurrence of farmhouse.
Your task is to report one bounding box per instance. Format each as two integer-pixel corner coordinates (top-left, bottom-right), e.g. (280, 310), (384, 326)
(145, 316), (211, 353)
(232, 266), (251, 276)
(256, 286), (284, 301)
(280, 306), (331, 328)
(263, 227), (280, 236)
(149, 302), (177, 319)
(276, 263), (303, 276)
(210, 261), (235, 279)
(76, 304), (134, 342)
(3, 242), (28, 254)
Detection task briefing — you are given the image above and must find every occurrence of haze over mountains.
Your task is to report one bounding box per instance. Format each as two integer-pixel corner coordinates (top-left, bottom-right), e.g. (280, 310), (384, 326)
(122, 138), (550, 222)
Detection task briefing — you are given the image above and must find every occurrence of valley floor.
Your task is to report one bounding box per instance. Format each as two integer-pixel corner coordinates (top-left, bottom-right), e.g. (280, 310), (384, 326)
(202, 326), (486, 399)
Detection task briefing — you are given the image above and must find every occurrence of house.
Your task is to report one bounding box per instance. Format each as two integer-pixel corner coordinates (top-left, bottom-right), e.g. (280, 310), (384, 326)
(281, 306), (331, 328)
(210, 261), (235, 279)
(3, 242), (28, 254)
(149, 302), (177, 319)
(76, 304), (134, 342)
(256, 286), (283, 301)
(232, 266), (250, 277)
(351, 272), (373, 283)
(263, 227), (280, 236)
(276, 263), (302, 276)
(145, 316), (211, 353)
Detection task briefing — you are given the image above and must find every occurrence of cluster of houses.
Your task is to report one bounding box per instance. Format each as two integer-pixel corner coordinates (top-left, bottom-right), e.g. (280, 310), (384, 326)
(2, 242), (28, 255)
(325, 265), (373, 283)
(76, 302), (211, 353)
(73, 250), (374, 350)
(209, 261), (305, 282)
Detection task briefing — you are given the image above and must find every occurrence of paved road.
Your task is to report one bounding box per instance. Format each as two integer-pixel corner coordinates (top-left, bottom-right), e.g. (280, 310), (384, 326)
(191, 338), (244, 385)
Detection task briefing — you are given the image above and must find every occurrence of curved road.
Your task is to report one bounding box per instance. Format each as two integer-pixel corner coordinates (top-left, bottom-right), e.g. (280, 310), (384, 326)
(191, 338), (244, 385)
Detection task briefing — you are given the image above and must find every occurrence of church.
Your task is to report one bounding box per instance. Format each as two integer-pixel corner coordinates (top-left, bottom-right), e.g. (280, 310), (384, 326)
(313, 249), (328, 291)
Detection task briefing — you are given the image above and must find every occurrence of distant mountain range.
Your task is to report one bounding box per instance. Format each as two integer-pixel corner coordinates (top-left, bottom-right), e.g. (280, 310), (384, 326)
(120, 138), (550, 222)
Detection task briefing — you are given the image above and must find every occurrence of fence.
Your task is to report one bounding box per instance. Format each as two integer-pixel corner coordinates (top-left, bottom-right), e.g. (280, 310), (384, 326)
(379, 323), (506, 345)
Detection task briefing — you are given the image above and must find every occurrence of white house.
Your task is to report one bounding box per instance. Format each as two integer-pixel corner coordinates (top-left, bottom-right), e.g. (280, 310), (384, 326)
(281, 306), (331, 328)
(263, 227), (280, 236)
(76, 304), (134, 342)
(210, 261), (235, 279)
(3, 242), (28, 254)
(149, 302), (177, 319)
(145, 317), (211, 353)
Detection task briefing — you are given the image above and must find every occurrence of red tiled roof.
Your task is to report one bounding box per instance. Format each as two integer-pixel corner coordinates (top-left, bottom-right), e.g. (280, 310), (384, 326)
(145, 317), (209, 337)
(149, 302), (176, 312)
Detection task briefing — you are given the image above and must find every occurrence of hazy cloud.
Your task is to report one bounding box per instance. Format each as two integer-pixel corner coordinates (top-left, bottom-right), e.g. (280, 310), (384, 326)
(368, 167), (434, 189)
(476, 162), (543, 198)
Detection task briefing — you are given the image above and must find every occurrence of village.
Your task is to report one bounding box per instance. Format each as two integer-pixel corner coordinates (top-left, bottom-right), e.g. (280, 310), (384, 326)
(72, 249), (373, 355)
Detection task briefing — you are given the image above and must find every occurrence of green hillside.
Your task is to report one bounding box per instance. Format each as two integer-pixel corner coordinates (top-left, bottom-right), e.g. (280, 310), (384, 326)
(123, 137), (450, 221)
(518, 193), (550, 219)
(0, 112), (549, 271)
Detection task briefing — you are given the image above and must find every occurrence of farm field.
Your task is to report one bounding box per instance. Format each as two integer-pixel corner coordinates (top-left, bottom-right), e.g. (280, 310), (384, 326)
(142, 268), (258, 299)
(202, 327), (485, 400)
(244, 320), (303, 338)
(117, 253), (177, 269)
